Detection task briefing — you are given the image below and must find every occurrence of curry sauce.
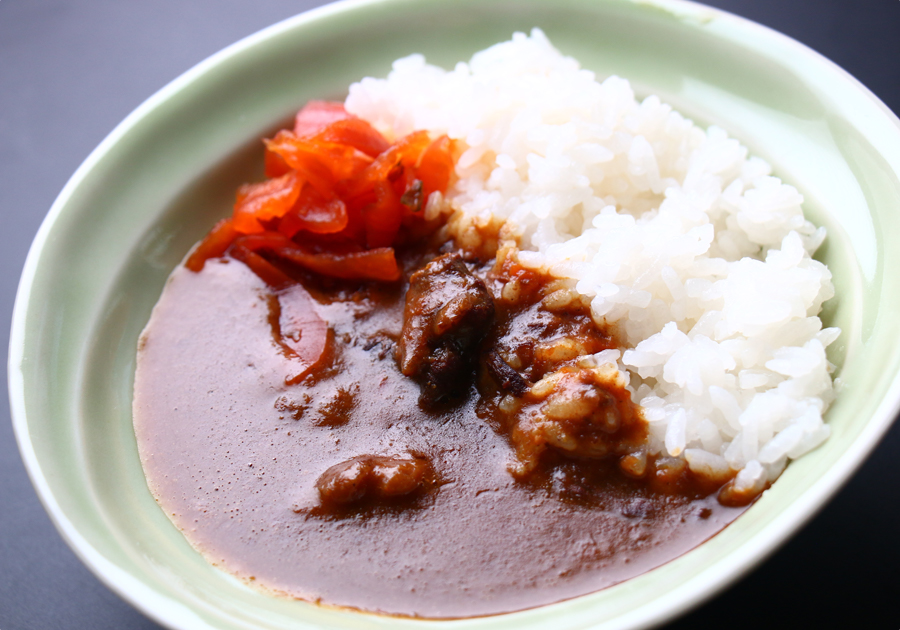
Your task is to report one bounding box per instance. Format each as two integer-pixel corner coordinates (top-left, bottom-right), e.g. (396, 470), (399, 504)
(134, 242), (747, 617)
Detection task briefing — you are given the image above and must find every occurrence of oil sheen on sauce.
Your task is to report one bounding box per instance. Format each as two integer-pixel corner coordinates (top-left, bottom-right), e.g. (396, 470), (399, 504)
(133, 257), (747, 619)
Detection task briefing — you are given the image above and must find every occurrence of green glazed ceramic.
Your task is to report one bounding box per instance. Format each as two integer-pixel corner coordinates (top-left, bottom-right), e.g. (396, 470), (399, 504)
(10, 0), (900, 628)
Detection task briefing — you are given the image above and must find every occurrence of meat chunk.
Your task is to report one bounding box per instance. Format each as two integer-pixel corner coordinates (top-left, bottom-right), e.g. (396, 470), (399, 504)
(508, 365), (647, 477)
(485, 349), (530, 397)
(398, 253), (494, 407)
(315, 455), (431, 506)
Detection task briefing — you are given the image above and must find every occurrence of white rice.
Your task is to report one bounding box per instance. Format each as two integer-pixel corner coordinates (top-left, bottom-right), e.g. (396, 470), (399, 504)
(346, 29), (838, 486)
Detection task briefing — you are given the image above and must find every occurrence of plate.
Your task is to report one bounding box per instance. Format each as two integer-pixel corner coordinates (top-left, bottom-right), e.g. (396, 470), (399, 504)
(10, 0), (900, 628)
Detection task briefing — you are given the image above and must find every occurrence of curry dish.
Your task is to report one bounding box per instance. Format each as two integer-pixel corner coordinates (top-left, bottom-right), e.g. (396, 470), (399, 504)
(134, 102), (750, 618)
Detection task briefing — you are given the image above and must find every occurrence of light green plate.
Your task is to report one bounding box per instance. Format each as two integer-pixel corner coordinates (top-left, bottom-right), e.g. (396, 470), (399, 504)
(10, 0), (900, 628)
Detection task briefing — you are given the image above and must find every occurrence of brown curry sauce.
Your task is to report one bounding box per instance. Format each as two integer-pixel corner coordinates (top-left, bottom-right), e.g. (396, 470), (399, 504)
(133, 237), (748, 618)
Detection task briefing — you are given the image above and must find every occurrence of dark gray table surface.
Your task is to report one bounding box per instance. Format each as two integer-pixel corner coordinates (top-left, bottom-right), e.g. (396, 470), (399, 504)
(2, 1), (898, 628)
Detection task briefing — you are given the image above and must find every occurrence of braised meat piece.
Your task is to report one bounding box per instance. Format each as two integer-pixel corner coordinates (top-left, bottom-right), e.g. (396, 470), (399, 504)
(485, 349), (530, 397)
(398, 253), (495, 407)
(505, 364), (647, 478)
(315, 455), (432, 506)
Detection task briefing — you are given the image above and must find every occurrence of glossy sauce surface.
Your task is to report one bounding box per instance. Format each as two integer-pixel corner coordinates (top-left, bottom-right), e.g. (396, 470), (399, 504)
(134, 257), (746, 618)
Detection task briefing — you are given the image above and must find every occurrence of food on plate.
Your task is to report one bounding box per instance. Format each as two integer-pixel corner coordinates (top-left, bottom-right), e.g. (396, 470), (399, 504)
(133, 29), (838, 617)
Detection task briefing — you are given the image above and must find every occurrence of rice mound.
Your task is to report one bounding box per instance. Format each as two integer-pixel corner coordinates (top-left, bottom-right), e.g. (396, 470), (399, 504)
(346, 29), (839, 493)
